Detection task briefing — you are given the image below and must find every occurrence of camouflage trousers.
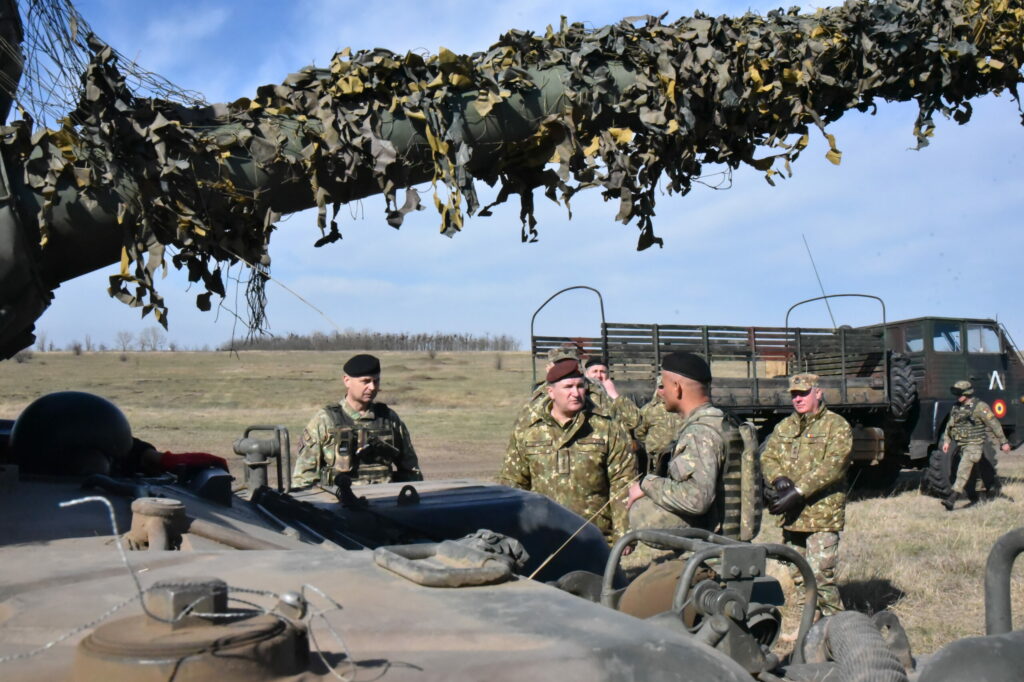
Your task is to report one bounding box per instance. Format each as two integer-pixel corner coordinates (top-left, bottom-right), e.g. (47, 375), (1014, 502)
(952, 443), (985, 494)
(622, 498), (700, 579)
(783, 530), (843, 616)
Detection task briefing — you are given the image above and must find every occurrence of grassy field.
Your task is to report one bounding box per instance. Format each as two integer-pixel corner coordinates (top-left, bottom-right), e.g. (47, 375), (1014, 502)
(2, 349), (1021, 655)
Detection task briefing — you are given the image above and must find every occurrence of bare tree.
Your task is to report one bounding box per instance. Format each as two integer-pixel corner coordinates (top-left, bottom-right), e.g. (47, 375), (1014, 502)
(84, 334), (94, 352)
(138, 326), (167, 351)
(35, 330), (47, 352)
(115, 330), (135, 352)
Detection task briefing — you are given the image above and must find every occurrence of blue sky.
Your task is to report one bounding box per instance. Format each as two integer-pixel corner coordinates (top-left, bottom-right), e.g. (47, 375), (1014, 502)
(33, 1), (1024, 350)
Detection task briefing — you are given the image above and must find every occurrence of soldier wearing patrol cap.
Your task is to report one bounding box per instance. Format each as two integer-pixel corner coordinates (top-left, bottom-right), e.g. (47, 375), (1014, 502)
(941, 379), (1011, 510)
(760, 372), (853, 618)
(499, 358), (636, 544)
(291, 353), (422, 488)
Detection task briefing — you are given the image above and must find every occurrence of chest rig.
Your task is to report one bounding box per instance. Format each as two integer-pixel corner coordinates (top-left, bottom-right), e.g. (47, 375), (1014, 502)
(320, 403), (400, 485)
(949, 400), (987, 443)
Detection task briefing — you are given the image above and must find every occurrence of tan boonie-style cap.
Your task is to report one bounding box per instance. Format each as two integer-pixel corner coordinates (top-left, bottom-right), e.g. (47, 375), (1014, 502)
(546, 345), (582, 363)
(788, 373), (820, 392)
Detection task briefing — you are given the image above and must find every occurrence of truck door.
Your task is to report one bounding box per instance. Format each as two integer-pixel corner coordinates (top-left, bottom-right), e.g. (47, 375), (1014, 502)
(965, 322), (1014, 437)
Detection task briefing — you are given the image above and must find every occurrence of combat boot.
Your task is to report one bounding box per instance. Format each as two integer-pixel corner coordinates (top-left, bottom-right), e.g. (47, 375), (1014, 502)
(942, 491), (961, 511)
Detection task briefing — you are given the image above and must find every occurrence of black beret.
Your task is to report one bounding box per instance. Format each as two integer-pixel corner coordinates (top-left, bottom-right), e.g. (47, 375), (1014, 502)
(661, 351), (711, 384)
(546, 359), (583, 383)
(343, 353), (381, 377)
(584, 357), (607, 369)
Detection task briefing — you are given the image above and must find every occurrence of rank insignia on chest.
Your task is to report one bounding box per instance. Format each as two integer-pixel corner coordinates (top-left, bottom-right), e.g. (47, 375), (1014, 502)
(557, 448), (571, 474)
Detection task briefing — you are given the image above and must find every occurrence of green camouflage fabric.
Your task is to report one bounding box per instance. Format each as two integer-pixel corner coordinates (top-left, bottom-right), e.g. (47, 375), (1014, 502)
(784, 530), (842, 616)
(943, 397), (1007, 493)
(635, 393), (685, 472)
(499, 398), (635, 544)
(292, 400), (421, 488)
(630, 402), (730, 533)
(943, 397), (1008, 447)
(760, 406), (853, 532)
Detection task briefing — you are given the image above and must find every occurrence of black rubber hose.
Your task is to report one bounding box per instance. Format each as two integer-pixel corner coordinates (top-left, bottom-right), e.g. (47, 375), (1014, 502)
(825, 610), (907, 682)
(984, 526), (1024, 635)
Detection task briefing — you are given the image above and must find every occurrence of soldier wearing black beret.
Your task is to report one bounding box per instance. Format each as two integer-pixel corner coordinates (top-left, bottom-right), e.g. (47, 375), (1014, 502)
(292, 353), (422, 487)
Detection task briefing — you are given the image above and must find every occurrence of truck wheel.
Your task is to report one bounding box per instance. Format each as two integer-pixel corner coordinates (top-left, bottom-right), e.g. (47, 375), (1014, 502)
(921, 446), (979, 502)
(888, 353), (917, 420)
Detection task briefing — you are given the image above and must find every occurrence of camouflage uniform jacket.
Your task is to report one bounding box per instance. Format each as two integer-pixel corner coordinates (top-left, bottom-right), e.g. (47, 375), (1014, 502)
(942, 398), (1008, 448)
(638, 402), (729, 529)
(635, 393), (685, 471)
(499, 399), (635, 543)
(292, 400), (422, 488)
(760, 406), (852, 533)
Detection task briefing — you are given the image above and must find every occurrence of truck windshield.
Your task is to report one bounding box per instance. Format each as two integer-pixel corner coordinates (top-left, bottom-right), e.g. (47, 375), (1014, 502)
(932, 322), (961, 352)
(966, 324), (1001, 353)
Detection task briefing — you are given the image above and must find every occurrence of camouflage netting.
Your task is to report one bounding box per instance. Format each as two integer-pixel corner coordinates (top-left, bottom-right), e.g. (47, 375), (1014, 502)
(4, 0), (1023, 332)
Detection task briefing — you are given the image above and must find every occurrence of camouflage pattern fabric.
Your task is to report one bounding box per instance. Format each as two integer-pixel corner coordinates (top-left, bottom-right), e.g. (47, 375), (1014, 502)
(499, 398), (635, 544)
(760, 406), (853, 532)
(635, 393), (684, 472)
(292, 400), (421, 488)
(630, 402), (730, 533)
(952, 442), (986, 494)
(783, 530), (842, 616)
(943, 397), (1008, 447)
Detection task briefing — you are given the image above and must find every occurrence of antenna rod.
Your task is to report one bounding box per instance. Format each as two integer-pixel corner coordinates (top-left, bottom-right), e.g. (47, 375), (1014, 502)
(801, 234), (837, 330)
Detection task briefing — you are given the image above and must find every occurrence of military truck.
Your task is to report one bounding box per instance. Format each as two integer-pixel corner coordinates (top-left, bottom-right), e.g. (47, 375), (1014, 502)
(531, 290), (1024, 492)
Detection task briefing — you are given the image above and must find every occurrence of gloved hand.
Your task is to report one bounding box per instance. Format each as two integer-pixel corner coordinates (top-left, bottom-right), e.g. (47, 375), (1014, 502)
(769, 477), (804, 515)
(160, 451), (229, 472)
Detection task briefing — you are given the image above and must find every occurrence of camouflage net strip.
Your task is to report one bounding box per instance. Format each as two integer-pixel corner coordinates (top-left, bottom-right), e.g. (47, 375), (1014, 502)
(3, 0), (1022, 332)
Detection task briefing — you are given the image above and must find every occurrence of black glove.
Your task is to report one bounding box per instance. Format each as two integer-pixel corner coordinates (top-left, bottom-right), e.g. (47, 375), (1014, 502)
(769, 477), (804, 515)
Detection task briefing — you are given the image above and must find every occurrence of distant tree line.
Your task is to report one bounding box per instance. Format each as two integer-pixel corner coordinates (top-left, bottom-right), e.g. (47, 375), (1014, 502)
(222, 329), (520, 352)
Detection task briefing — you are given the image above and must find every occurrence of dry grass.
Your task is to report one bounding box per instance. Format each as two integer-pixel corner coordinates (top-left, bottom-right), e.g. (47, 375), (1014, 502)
(2, 349), (1022, 654)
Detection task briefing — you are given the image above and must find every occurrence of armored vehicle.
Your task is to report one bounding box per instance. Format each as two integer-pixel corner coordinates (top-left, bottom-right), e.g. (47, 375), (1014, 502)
(530, 290), (1023, 490)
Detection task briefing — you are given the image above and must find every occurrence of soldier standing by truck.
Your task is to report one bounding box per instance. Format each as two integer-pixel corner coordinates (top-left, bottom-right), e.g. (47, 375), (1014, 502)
(761, 373), (853, 618)
(291, 353), (422, 488)
(941, 379), (1011, 510)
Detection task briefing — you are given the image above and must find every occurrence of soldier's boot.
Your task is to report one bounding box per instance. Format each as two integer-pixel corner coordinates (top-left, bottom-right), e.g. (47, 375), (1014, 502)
(942, 491), (961, 511)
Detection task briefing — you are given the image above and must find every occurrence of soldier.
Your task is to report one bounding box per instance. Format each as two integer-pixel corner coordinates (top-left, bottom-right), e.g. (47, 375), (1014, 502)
(584, 357), (643, 438)
(499, 358), (636, 544)
(761, 373), (853, 618)
(941, 379), (1011, 510)
(291, 353), (422, 488)
(633, 381), (684, 474)
(625, 352), (739, 535)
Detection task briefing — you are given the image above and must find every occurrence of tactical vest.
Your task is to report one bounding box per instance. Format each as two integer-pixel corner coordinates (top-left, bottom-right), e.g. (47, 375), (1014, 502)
(949, 400), (989, 444)
(320, 403), (400, 485)
(668, 410), (762, 541)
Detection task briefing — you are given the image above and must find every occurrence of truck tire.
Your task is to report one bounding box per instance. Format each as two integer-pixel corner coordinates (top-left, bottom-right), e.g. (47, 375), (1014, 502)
(921, 446), (979, 503)
(850, 456), (903, 491)
(889, 353), (917, 420)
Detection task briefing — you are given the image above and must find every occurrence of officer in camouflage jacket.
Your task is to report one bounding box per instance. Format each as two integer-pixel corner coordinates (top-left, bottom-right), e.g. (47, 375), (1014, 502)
(634, 385), (684, 474)
(941, 379), (1011, 510)
(499, 358), (636, 544)
(761, 373), (853, 617)
(291, 353), (422, 488)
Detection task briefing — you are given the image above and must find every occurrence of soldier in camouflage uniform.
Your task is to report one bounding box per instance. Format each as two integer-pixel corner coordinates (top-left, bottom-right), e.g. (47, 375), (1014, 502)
(499, 358), (636, 544)
(584, 357), (643, 436)
(761, 373), (853, 617)
(634, 383), (684, 474)
(941, 379), (1011, 510)
(292, 353), (422, 488)
(626, 352), (736, 535)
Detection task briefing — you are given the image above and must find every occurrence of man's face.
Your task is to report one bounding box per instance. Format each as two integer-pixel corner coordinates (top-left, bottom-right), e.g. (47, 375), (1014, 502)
(661, 371), (680, 413)
(957, 394), (969, 404)
(585, 363), (609, 383)
(791, 387), (822, 415)
(344, 374), (380, 404)
(547, 377), (586, 415)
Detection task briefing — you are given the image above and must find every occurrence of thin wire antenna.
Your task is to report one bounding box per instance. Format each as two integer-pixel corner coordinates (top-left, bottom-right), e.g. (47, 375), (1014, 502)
(801, 233), (837, 330)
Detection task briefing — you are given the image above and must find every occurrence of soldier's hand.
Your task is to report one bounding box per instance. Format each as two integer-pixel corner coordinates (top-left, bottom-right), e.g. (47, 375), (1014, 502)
(1002, 443), (1012, 453)
(770, 482), (803, 515)
(626, 481), (646, 510)
(601, 378), (620, 399)
(942, 442), (949, 454)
